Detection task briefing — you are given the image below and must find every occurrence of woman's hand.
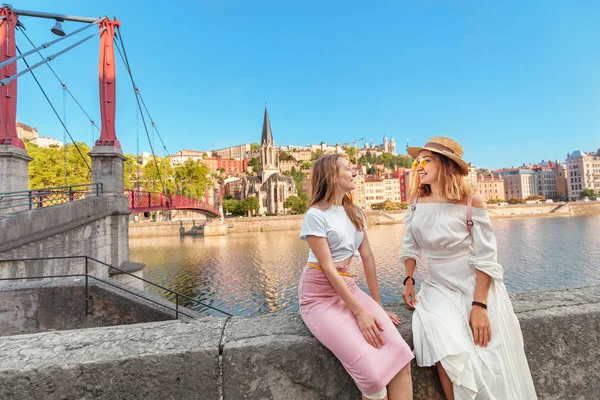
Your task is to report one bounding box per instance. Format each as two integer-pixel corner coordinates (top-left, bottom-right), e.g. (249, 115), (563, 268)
(402, 282), (416, 309)
(470, 306), (492, 347)
(385, 310), (400, 326)
(354, 309), (385, 348)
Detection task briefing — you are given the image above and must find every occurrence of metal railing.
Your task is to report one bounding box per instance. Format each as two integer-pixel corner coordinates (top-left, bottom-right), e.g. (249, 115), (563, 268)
(0, 255), (232, 319)
(125, 190), (220, 215)
(0, 183), (103, 213)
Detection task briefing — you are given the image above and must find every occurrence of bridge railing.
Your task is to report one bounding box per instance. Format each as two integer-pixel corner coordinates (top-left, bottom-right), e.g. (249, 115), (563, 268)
(125, 190), (220, 215)
(0, 183), (103, 214)
(0, 255), (232, 318)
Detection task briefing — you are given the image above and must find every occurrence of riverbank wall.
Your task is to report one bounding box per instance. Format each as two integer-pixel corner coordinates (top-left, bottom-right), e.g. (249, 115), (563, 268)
(1, 285), (598, 399)
(128, 202), (600, 237)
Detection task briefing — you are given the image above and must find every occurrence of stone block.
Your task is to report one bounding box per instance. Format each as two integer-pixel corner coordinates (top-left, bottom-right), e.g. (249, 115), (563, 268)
(0, 318), (226, 400)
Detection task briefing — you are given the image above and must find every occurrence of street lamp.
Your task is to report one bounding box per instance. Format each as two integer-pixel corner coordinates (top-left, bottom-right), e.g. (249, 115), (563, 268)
(50, 20), (65, 36)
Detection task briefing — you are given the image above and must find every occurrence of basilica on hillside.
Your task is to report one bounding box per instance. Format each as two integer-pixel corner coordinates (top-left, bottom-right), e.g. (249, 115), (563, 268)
(241, 107), (296, 215)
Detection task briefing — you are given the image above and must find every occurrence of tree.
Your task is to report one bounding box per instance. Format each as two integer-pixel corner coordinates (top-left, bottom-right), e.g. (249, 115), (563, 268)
(371, 200), (407, 210)
(279, 151), (296, 162)
(311, 149), (325, 161)
(248, 157), (261, 173)
(284, 195), (308, 214)
(301, 161), (313, 170)
(250, 142), (260, 151)
(241, 196), (260, 216)
(223, 198), (243, 215)
(26, 141), (92, 188)
(178, 159), (210, 197)
(526, 195), (546, 202)
(367, 165), (378, 176)
(580, 188), (598, 199)
(345, 147), (357, 162)
(283, 167), (306, 195)
(124, 154), (141, 190)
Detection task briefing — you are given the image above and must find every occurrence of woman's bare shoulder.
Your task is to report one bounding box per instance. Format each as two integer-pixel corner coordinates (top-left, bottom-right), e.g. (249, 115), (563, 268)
(471, 193), (486, 209)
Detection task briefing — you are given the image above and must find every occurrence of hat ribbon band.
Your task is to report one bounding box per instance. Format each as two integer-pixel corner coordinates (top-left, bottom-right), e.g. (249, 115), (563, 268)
(424, 142), (462, 158)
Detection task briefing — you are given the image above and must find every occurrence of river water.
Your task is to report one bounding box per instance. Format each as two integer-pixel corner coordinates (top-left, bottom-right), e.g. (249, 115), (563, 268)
(130, 215), (600, 316)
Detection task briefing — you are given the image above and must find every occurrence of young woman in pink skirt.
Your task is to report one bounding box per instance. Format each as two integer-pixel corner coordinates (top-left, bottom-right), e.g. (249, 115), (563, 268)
(299, 154), (414, 400)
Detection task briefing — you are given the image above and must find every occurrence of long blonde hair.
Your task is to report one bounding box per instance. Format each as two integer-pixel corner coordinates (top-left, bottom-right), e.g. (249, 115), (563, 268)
(308, 154), (365, 231)
(410, 153), (474, 201)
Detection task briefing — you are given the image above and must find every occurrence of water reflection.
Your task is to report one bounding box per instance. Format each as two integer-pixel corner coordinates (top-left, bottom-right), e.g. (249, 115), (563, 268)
(130, 215), (600, 317)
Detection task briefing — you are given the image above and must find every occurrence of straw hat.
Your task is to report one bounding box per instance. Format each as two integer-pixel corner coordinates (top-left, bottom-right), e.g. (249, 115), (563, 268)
(406, 136), (469, 176)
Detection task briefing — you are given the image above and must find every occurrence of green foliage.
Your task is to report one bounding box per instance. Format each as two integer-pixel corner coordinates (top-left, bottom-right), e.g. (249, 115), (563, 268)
(359, 153), (412, 170)
(223, 198), (244, 215)
(124, 154), (142, 190)
(241, 196), (260, 216)
(248, 157), (261, 173)
(279, 151), (296, 162)
(250, 142), (260, 151)
(311, 149), (325, 160)
(580, 188), (598, 198)
(26, 141), (92, 188)
(284, 195), (308, 214)
(283, 167), (305, 195)
(345, 147), (357, 161)
(526, 195), (547, 201)
(174, 159), (211, 197)
(25, 142), (211, 199)
(371, 200), (408, 210)
(301, 161), (313, 170)
(507, 198), (525, 204)
(487, 198), (505, 204)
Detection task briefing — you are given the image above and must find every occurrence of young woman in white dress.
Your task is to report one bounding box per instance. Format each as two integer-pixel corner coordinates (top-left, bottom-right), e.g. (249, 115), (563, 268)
(399, 136), (538, 400)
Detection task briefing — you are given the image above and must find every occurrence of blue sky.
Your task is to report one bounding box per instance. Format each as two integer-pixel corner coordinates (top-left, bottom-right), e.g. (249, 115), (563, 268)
(12, 0), (600, 169)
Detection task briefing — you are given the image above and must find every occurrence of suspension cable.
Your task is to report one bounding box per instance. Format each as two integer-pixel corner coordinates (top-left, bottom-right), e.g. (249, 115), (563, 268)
(113, 27), (168, 194)
(63, 86), (68, 185)
(17, 26), (101, 134)
(16, 45), (91, 172)
(114, 29), (170, 157)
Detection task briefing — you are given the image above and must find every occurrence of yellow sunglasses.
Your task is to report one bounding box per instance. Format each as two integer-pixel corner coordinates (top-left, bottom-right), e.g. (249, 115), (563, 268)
(412, 159), (430, 170)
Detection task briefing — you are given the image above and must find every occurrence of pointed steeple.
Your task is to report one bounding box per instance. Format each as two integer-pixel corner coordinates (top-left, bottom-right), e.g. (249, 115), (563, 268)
(261, 106), (273, 145)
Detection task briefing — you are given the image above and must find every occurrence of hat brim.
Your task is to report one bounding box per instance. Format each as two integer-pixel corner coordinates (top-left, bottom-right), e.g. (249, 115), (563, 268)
(407, 146), (470, 176)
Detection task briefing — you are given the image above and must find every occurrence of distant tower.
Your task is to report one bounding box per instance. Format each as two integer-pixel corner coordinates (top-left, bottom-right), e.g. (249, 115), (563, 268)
(383, 136), (389, 153)
(260, 105), (279, 181)
(320, 141), (327, 152)
(390, 137), (397, 155)
(370, 139), (375, 149)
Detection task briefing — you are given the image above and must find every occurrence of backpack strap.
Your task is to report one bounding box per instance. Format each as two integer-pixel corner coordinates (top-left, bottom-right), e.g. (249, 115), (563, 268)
(466, 195), (473, 236)
(410, 195), (419, 211)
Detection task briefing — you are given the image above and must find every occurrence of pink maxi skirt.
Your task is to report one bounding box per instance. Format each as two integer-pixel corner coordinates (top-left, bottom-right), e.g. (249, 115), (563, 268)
(299, 265), (414, 395)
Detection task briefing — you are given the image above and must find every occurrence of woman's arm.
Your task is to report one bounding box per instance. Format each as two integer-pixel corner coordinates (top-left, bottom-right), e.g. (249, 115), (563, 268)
(358, 232), (381, 304)
(469, 194), (493, 347)
(402, 258), (417, 309)
(306, 235), (385, 348)
(359, 232), (401, 325)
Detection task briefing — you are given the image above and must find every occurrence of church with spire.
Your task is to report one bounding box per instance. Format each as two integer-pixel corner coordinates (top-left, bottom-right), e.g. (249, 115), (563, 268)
(242, 106), (296, 215)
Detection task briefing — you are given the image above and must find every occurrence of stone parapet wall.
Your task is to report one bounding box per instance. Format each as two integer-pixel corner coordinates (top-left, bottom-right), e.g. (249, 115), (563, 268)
(0, 279), (197, 337)
(0, 285), (598, 399)
(129, 220), (206, 238)
(0, 196), (130, 279)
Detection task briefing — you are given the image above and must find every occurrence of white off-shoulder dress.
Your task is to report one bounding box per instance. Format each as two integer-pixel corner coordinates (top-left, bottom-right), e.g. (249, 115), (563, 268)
(399, 202), (537, 400)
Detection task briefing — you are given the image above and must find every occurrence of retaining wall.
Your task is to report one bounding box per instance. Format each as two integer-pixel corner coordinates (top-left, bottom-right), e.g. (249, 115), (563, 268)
(0, 285), (598, 399)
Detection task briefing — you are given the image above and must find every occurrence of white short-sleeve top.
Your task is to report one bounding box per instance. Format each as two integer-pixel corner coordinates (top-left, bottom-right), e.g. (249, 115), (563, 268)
(300, 205), (367, 263)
